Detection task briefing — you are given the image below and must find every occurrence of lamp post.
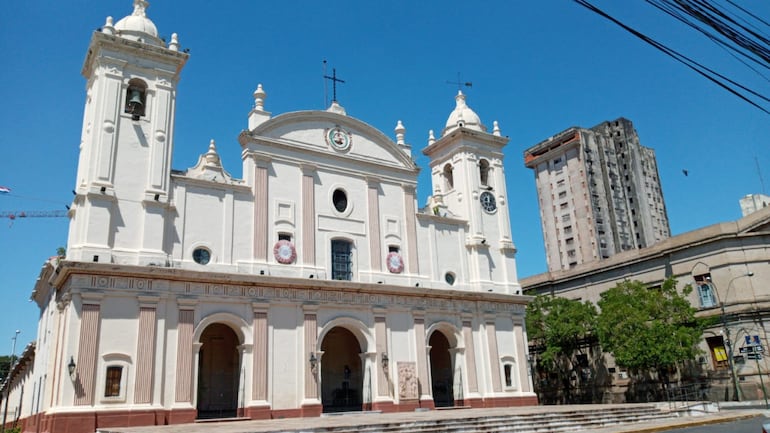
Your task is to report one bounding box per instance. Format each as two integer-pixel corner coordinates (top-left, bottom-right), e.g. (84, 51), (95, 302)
(718, 272), (754, 402)
(1, 330), (20, 433)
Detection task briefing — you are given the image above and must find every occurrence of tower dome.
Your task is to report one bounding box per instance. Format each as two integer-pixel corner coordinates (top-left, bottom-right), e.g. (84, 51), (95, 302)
(114, 0), (162, 46)
(442, 91), (486, 136)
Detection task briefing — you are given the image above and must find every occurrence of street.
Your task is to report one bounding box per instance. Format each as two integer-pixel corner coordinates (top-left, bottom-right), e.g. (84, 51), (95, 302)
(662, 416), (767, 432)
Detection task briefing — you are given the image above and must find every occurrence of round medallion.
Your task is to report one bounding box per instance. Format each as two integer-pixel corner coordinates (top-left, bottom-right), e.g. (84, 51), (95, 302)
(325, 127), (351, 151)
(386, 252), (404, 274)
(273, 240), (297, 264)
(480, 191), (497, 213)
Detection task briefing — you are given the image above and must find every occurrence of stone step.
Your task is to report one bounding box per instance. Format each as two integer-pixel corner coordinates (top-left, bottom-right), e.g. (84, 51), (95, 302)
(299, 407), (677, 433)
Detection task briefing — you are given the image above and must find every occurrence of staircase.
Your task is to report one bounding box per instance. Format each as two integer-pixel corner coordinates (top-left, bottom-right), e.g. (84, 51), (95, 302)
(274, 405), (677, 433)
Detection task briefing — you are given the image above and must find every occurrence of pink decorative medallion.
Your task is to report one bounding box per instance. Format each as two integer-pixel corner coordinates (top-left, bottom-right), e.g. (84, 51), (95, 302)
(386, 252), (404, 274)
(273, 240), (296, 264)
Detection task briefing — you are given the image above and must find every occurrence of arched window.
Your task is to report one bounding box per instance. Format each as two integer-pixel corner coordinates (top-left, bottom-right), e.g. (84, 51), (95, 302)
(694, 273), (717, 308)
(125, 78), (147, 120)
(479, 159), (490, 186)
(443, 163), (454, 191)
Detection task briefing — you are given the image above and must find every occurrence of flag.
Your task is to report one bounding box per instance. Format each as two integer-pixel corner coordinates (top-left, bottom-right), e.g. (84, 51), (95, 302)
(0, 186), (10, 194)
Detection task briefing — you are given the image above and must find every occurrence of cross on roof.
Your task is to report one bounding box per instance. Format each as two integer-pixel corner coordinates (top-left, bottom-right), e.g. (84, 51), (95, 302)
(447, 72), (472, 91)
(324, 68), (345, 102)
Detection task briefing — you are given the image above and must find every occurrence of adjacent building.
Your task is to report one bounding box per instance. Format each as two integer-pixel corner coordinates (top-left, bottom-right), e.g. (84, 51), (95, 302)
(524, 118), (670, 272)
(741, 193), (770, 217)
(4, 2), (536, 432)
(522, 205), (770, 402)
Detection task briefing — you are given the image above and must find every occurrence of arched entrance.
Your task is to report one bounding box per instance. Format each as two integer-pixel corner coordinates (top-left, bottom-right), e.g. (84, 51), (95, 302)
(320, 327), (363, 413)
(429, 331), (454, 407)
(197, 323), (240, 419)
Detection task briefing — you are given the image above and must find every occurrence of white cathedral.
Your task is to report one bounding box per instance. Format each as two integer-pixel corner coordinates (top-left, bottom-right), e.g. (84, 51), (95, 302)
(11, 1), (535, 432)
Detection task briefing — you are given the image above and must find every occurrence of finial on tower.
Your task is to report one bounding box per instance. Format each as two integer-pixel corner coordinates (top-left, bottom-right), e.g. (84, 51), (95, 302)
(169, 33), (180, 51)
(103, 16), (115, 34)
(205, 139), (221, 166)
(253, 84), (267, 111)
(395, 120), (406, 145)
(132, 0), (149, 17)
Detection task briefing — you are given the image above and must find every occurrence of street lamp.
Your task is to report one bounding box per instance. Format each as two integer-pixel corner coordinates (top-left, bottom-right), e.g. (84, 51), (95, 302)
(1, 330), (20, 433)
(718, 272), (754, 402)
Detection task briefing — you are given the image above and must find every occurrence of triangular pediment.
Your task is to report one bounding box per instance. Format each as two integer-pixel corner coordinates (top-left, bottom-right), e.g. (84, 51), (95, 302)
(240, 111), (417, 173)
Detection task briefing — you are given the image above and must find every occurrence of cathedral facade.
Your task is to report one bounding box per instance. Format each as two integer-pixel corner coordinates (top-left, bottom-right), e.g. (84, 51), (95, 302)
(18, 2), (535, 432)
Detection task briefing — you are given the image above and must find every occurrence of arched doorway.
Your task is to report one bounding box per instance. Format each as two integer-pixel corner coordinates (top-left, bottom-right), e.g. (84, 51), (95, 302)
(429, 331), (454, 407)
(197, 323), (240, 419)
(320, 327), (362, 413)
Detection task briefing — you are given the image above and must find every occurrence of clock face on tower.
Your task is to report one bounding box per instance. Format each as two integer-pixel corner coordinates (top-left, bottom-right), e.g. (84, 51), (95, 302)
(480, 191), (497, 213)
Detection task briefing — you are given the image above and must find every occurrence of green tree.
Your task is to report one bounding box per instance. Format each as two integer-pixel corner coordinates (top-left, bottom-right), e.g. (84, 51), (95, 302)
(596, 278), (702, 375)
(0, 354), (12, 380)
(526, 295), (598, 402)
(527, 295), (598, 366)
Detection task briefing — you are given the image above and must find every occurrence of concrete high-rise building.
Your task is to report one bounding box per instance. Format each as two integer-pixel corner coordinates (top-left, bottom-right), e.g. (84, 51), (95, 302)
(524, 118), (670, 272)
(740, 193), (770, 217)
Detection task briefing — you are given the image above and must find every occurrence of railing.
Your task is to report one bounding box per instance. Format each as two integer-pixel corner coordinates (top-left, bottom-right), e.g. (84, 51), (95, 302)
(665, 381), (712, 409)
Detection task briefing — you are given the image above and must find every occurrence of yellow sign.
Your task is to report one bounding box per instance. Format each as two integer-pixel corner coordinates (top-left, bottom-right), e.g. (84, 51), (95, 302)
(714, 347), (728, 362)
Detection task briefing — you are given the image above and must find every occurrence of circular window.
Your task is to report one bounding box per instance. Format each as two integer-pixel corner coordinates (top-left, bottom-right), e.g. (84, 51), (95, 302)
(445, 272), (456, 286)
(192, 248), (211, 265)
(333, 189), (348, 213)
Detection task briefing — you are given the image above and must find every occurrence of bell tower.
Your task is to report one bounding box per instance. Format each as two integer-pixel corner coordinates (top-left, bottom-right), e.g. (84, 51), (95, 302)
(422, 92), (519, 293)
(68, 0), (188, 265)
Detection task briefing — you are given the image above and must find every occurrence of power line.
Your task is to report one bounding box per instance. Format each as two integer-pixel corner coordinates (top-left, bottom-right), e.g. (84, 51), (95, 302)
(573, 0), (770, 115)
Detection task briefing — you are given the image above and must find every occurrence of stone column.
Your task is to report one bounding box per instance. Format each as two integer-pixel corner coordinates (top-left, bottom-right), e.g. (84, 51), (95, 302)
(413, 311), (430, 400)
(74, 295), (102, 406)
(485, 315), (502, 393)
(252, 303), (268, 401)
(449, 347), (465, 402)
(360, 352), (377, 409)
(252, 155), (270, 261)
(374, 312), (389, 398)
(301, 165), (316, 266)
(462, 318), (479, 394)
(303, 305), (319, 400)
(403, 185), (419, 275)
(133, 296), (158, 404)
(174, 303), (195, 403)
(367, 179), (382, 272)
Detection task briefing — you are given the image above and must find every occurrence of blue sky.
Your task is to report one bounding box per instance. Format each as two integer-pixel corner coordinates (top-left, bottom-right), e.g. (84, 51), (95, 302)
(1, 1), (768, 353)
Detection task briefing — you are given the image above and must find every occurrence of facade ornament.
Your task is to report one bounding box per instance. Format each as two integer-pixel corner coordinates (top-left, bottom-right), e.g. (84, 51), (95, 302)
(386, 252), (404, 274)
(273, 240), (297, 264)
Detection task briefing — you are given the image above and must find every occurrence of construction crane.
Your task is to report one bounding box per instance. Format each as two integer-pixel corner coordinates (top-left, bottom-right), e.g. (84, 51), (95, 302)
(0, 210), (69, 220)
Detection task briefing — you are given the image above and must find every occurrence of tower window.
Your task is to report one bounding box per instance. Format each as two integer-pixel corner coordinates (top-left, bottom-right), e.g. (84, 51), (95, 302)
(479, 159), (490, 186)
(443, 163), (454, 191)
(331, 239), (353, 280)
(124, 79), (147, 120)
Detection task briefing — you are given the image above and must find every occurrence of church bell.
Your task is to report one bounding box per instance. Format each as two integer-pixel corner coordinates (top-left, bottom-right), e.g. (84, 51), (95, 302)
(126, 88), (144, 120)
